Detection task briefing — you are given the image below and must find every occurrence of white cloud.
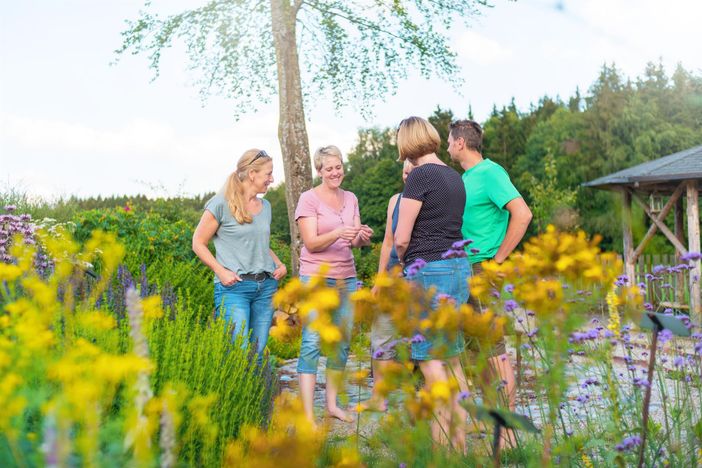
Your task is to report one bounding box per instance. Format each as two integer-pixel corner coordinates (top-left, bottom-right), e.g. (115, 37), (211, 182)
(454, 30), (513, 65)
(0, 111), (362, 198)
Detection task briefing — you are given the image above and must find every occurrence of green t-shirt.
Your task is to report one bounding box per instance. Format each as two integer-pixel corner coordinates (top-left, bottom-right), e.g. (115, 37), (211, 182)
(461, 159), (521, 264)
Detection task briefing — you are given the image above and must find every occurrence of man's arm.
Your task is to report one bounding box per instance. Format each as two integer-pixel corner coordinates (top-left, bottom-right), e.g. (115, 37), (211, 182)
(493, 197), (532, 263)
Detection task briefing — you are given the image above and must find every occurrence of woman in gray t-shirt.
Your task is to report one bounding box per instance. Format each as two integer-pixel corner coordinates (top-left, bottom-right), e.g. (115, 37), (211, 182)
(192, 149), (287, 360)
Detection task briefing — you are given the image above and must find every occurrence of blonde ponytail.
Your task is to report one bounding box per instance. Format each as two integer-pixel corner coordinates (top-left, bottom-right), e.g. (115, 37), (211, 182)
(222, 149), (272, 224)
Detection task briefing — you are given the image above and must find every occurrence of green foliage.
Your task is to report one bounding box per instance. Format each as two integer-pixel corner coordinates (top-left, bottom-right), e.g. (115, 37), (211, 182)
(525, 154), (579, 231)
(146, 301), (277, 465)
(144, 258), (213, 320)
(72, 207), (195, 268)
(264, 184), (290, 242)
(117, 1), (489, 117)
(266, 335), (301, 360)
(353, 243), (382, 284)
(340, 62), (702, 252)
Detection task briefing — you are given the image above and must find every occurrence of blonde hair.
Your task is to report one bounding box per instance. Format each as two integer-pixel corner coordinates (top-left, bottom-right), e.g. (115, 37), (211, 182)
(313, 145), (343, 172)
(223, 149), (272, 224)
(396, 116), (440, 162)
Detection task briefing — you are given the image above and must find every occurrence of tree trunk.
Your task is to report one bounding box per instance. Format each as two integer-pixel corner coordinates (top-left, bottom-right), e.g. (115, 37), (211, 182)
(270, 0), (312, 275)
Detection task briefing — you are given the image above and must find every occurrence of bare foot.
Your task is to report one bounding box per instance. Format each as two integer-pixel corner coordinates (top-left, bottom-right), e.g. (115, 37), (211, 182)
(326, 406), (354, 423)
(361, 398), (387, 412)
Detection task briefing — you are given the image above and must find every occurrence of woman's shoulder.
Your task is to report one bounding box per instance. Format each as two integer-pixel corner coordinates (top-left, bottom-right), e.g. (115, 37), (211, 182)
(297, 189), (317, 204)
(205, 193), (225, 209)
(342, 189), (358, 203)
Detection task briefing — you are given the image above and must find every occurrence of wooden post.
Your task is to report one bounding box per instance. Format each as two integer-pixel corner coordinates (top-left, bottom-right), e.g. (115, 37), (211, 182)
(675, 197), (685, 306)
(622, 189), (636, 284)
(687, 180), (701, 320)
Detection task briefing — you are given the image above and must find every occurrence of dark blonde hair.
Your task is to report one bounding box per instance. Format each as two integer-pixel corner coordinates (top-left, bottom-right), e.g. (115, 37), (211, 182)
(223, 149), (272, 224)
(396, 116), (441, 162)
(313, 145), (343, 172)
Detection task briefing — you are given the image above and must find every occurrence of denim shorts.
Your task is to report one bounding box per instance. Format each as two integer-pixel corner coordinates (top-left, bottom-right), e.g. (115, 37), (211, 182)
(213, 276), (278, 358)
(406, 257), (470, 361)
(297, 276), (357, 374)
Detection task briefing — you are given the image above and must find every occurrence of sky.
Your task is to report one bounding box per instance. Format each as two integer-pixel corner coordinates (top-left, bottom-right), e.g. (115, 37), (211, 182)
(1, 0), (701, 200)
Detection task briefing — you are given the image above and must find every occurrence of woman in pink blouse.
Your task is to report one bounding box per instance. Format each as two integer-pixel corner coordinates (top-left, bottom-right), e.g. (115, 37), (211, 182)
(295, 145), (373, 423)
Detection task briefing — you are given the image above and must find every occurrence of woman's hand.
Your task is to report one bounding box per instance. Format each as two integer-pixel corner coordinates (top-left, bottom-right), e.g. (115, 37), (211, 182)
(272, 263), (287, 280)
(336, 226), (361, 241)
(217, 268), (241, 286)
(357, 224), (374, 243)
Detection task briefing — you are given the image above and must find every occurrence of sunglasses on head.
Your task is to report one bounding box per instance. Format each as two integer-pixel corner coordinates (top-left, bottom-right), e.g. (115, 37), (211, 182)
(249, 150), (269, 165)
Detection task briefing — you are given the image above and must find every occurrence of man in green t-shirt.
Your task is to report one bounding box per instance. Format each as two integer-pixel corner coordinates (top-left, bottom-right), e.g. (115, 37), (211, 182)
(447, 119), (532, 443)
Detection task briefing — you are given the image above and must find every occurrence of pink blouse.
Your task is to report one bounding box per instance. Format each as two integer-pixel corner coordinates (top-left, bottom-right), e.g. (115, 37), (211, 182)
(295, 189), (360, 279)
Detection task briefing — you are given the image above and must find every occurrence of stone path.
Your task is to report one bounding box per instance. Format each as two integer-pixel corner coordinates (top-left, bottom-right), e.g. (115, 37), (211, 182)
(275, 329), (701, 440)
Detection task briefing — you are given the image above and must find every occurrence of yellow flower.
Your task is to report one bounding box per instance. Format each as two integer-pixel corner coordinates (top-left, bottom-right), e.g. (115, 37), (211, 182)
(77, 310), (117, 331)
(141, 295), (164, 319)
(429, 380), (454, 402)
(0, 263), (22, 282)
(318, 324), (342, 344)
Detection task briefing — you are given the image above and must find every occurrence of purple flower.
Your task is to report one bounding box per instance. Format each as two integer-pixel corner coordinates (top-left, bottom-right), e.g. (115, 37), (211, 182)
(451, 239), (473, 249)
(673, 356), (684, 367)
(644, 302), (654, 311)
(569, 329), (599, 343)
(681, 252), (702, 262)
(410, 334), (426, 343)
(458, 391), (471, 401)
(615, 435), (642, 452)
(652, 265), (667, 275)
(405, 258), (427, 277)
(527, 328), (539, 338)
(576, 394), (589, 404)
(441, 248), (467, 259)
(504, 299), (518, 313)
(615, 275), (629, 286)
(436, 293), (455, 304)
(632, 377), (649, 388)
(526, 310), (535, 317)
(580, 377), (599, 388)
(372, 348), (385, 359)
(504, 284), (514, 294)
(3, 205), (16, 212)
(657, 329), (673, 344)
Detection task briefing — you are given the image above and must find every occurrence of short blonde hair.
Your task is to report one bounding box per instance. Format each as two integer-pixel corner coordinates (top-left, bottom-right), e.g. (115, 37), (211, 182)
(313, 145), (343, 171)
(396, 116), (440, 162)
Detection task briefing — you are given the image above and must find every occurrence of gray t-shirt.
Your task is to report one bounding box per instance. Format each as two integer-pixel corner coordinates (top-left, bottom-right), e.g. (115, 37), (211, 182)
(205, 194), (276, 282)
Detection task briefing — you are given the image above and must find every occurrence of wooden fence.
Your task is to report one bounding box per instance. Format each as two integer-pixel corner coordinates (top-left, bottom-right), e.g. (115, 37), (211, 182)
(633, 254), (690, 310)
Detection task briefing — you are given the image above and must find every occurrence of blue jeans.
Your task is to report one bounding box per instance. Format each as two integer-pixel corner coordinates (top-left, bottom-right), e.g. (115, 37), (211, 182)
(406, 257), (470, 361)
(297, 276), (357, 374)
(213, 276), (278, 357)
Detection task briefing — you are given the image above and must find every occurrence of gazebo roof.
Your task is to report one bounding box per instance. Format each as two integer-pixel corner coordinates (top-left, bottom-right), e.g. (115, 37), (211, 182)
(583, 144), (702, 192)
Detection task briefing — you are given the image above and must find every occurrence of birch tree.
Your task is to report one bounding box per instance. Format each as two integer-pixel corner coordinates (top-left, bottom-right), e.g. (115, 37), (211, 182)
(117, 0), (489, 272)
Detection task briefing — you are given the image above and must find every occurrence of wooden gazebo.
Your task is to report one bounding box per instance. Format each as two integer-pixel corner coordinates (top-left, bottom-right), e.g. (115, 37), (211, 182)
(584, 145), (702, 319)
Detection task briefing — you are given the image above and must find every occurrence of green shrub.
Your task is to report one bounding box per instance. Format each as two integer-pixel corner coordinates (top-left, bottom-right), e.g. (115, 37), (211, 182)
(72, 208), (194, 267)
(266, 335), (301, 360)
(146, 299), (277, 465)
